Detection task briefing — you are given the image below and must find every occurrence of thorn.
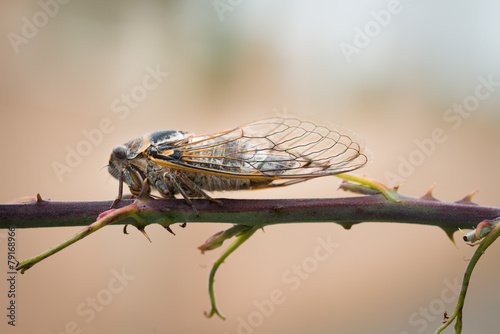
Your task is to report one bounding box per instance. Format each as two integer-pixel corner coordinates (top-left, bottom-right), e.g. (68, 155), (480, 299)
(340, 223), (354, 230)
(421, 184), (439, 201)
(137, 178), (151, 201)
(180, 223), (187, 228)
(137, 226), (152, 242)
(455, 190), (479, 205)
(123, 224), (129, 235)
(163, 224), (176, 235)
(394, 185), (400, 191)
(441, 227), (457, 247)
(36, 193), (43, 203)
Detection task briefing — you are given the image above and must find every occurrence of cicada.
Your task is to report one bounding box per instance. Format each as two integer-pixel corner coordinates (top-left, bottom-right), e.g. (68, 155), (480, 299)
(108, 116), (370, 210)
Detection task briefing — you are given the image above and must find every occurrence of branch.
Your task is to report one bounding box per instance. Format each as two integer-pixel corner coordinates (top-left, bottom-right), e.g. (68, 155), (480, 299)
(1, 193), (498, 231)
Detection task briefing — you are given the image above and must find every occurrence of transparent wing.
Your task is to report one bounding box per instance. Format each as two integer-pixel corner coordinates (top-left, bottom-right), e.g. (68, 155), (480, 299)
(155, 116), (370, 179)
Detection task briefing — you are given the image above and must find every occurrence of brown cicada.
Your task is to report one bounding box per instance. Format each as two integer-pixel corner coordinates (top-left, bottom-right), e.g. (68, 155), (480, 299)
(108, 116), (370, 211)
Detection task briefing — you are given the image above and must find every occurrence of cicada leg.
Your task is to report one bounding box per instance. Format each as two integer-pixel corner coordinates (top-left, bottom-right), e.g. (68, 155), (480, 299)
(111, 166), (149, 209)
(173, 170), (223, 206)
(110, 167), (126, 209)
(161, 170), (224, 216)
(162, 172), (199, 216)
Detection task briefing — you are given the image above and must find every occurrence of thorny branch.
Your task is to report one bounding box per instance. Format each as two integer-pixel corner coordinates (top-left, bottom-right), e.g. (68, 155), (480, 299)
(1, 190), (498, 231)
(0, 179), (499, 333)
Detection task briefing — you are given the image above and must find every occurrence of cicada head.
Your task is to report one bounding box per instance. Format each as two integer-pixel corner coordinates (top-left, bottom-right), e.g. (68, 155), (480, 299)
(108, 135), (150, 196)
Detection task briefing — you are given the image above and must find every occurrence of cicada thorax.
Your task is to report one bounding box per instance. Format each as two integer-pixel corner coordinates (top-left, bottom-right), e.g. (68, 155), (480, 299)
(148, 130), (192, 148)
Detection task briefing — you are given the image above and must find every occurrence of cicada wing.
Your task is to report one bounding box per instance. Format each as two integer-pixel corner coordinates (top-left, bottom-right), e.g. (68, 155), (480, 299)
(153, 116), (370, 179)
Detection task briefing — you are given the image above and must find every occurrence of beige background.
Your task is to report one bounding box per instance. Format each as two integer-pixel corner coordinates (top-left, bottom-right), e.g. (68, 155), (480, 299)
(1, 1), (500, 334)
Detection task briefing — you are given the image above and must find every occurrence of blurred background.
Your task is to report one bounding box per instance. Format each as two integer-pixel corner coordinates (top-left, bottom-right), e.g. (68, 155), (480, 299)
(1, 1), (500, 333)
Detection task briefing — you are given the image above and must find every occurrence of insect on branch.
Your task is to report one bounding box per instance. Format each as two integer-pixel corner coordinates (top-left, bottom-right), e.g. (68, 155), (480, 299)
(2, 115), (499, 330)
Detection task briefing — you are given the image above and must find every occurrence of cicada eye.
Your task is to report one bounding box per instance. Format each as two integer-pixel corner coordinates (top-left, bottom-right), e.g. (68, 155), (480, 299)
(112, 145), (128, 160)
